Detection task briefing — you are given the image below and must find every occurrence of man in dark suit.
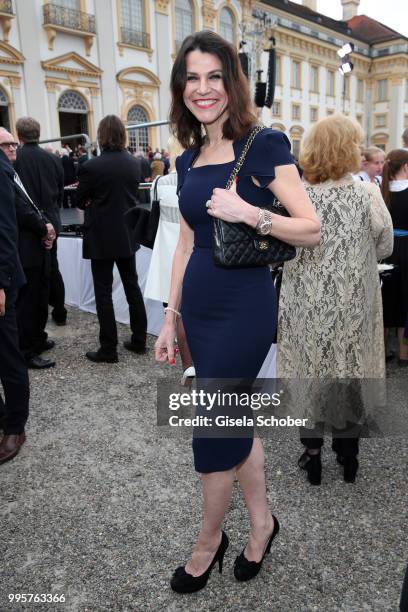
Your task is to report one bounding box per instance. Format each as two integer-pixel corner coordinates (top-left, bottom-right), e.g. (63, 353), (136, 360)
(1, 128), (56, 369)
(76, 115), (147, 362)
(14, 116), (67, 327)
(0, 132), (30, 464)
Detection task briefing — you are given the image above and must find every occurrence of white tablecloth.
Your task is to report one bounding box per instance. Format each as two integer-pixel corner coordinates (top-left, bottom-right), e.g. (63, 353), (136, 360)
(57, 236), (276, 375)
(57, 237), (164, 336)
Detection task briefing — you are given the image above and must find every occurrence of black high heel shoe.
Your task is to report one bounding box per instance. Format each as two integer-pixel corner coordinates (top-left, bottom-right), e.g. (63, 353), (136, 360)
(331, 439), (344, 465)
(170, 531), (229, 593)
(298, 450), (322, 485)
(233, 515), (280, 582)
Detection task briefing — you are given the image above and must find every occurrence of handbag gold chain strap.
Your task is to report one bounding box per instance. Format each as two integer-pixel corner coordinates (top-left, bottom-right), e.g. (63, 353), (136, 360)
(225, 125), (265, 190)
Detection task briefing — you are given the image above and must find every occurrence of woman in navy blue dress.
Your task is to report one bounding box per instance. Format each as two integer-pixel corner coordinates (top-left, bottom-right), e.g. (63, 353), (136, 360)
(155, 31), (320, 593)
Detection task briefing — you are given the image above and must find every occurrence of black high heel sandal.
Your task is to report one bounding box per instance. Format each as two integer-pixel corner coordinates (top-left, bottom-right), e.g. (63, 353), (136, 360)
(298, 450), (322, 485)
(233, 515), (280, 582)
(170, 531), (229, 593)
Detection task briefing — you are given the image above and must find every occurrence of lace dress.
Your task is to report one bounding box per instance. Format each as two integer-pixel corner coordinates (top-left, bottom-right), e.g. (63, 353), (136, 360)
(277, 176), (393, 425)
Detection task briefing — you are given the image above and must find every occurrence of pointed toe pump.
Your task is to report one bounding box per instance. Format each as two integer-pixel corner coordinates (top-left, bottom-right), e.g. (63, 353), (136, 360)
(170, 531), (229, 594)
(234, 516), (280, 582)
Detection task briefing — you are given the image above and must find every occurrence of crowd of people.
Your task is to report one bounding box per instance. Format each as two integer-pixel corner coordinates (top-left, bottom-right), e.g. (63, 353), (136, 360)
(0, 28), (407, 605)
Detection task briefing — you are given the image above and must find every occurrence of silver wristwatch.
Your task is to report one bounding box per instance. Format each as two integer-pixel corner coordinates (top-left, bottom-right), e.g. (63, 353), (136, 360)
(256, 208), (273, 236)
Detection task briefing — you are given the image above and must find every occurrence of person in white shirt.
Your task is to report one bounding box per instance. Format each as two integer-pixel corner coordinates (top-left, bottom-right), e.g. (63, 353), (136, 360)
(354, 146), (385, 185)
(144, 137), (194, 383)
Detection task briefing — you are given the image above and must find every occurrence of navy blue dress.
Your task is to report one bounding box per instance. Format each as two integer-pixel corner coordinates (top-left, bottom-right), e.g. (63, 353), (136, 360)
(176, 129), (294, 473)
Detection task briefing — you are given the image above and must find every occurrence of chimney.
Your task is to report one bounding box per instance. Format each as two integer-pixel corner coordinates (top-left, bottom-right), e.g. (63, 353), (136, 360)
(341, 0), (360, 20)
(303, 0), (317, 10)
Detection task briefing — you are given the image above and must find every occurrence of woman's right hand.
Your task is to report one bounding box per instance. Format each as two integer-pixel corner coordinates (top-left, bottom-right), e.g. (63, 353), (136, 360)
(155, 322), (177, 365)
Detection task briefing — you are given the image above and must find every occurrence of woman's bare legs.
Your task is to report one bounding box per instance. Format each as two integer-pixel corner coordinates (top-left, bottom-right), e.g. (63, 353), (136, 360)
(184, 468), (235, 576)
(236, 437), (274, 562)
(183, 438), (273, 574)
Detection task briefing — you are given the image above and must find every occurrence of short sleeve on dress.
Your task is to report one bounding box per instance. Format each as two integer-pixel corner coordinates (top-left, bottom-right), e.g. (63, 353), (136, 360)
(242, 129), (294, 189)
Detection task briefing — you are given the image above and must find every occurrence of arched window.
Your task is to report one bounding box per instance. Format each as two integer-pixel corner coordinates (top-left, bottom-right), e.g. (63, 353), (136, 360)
(175, 0), (193, 51)
(0, 87), (10, 132)
(58, 90), (88, 113)
(127, 105), (149, 152)
(220, 7), (235, 44)
(58, 90), (88, 143)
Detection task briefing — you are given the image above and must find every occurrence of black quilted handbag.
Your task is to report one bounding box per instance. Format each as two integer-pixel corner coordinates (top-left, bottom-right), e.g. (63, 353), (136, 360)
(213, 126), (296, 268)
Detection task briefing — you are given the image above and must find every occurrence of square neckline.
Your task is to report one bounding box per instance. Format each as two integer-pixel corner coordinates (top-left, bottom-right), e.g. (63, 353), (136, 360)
(188, 139), (245, 171)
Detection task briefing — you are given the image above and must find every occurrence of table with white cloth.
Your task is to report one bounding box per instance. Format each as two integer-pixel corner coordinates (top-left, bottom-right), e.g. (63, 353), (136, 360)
(57, 236), (164, 336)
(57, 235), (277, 376)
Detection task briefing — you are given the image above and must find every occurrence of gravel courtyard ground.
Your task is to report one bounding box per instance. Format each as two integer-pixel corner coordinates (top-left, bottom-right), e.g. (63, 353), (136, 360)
(1, 306), (407, 612)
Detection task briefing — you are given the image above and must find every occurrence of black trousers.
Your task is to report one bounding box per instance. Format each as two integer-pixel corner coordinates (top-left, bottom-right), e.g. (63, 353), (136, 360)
(49, 240), (67, 323)
(91, 256), (147, 354)
(16, 258), (50, 359)
(0, 287), (30, 435)
(300, 421), (361, 459)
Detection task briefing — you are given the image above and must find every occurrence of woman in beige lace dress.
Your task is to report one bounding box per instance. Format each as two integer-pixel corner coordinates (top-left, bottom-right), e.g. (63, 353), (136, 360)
(277, 115), (393, 484)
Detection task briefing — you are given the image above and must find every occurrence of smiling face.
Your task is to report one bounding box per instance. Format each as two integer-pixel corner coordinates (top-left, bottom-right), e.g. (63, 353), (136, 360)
(183, 50), (228, 128)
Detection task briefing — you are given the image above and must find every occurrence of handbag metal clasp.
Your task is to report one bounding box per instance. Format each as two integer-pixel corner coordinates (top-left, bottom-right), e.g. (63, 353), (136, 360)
(258, 240), (269, 251)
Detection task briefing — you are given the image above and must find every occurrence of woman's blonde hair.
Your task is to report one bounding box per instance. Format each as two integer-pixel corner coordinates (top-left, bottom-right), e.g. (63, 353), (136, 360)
(362, 146), (385, 162)
(300, 114), (363, 184)
(167, 135), (183, 172)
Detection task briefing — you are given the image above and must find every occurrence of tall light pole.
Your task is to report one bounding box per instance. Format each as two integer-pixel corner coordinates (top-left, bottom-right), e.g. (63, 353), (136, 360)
(338, 42), (354, 114)
(239, 9), (277, 116)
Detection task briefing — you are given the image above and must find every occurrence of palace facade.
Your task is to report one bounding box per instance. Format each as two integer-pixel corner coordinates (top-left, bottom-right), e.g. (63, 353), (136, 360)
(0, 0), (407, 153)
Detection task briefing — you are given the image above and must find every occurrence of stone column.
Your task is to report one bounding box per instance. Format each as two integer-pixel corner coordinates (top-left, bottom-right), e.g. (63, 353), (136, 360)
(94, 0), (119, 115)
(389, 77), (404, 150)
(90, 87), (102, 139)
(365, 79), (373, 147)
(14, 0), (50, 135)
(8, 76), (22, 130)
(282, 56), (291, 126)
(154, 0), (171, 148)
(45, 82), (60, 141)
(202, 0), (217, 30)
(240, 0), (253, 23)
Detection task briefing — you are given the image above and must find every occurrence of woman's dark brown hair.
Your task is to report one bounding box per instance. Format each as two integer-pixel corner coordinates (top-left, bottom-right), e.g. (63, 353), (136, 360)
(97, 115), (127, 150)
(170, 30), (257, 149)
(381, 148), (408, 207)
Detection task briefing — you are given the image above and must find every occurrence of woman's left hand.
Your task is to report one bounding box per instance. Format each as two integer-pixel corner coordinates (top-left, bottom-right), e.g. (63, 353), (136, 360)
(206, 180), (251, 224)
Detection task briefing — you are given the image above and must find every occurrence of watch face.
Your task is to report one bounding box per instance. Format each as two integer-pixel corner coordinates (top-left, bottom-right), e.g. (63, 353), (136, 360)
(260, 220), (272, 235)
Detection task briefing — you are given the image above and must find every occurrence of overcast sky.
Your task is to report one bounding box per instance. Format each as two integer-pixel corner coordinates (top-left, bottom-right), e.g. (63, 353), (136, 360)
(291, 0), (408, 37)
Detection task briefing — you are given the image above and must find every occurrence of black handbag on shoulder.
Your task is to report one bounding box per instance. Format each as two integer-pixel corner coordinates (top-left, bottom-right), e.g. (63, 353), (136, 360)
(125, 177), (161, 249)
(213, 126), (296, 268)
